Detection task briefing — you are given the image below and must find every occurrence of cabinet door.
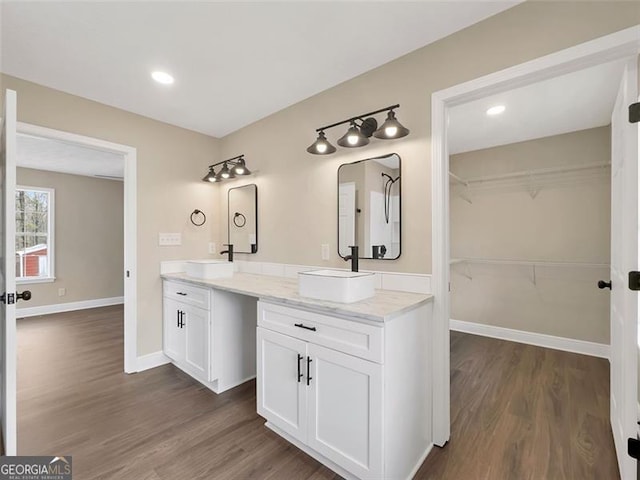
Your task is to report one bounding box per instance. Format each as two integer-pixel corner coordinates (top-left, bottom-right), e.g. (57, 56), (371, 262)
(183, 304), (210, 379)
(257, 327), (307, 442)
(307, 343), (383, 478)
(163, 298), (185, 362)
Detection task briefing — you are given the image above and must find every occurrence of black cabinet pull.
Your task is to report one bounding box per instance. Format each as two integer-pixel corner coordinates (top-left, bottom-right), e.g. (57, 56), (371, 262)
(176, 292), (187, 296)
(294, 323), (317, 332)
(297, 354), (303, 383)
(179, 311), (185, 328)
(177, 309), (180, 328)
(306, 357), (313, 386)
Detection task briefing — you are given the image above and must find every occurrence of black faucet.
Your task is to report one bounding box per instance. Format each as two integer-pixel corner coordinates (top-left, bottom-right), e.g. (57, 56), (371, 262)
(344, 245), (359, 272)
(220, 244), (234, 262)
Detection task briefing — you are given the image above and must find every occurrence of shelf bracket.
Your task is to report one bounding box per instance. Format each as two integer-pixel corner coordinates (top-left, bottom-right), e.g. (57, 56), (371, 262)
(527, 172), (540, 199)
(464, 262), (473, 281)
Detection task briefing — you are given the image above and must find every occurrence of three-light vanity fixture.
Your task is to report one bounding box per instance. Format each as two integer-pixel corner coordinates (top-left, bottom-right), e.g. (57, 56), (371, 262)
(306, 104), (409, 155)
(202, 154), (252, 183)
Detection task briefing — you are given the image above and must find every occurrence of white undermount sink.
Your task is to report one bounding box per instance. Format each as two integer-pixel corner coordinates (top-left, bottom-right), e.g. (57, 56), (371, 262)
(298, 269), (375, 303)
(186, 260), (234, 279)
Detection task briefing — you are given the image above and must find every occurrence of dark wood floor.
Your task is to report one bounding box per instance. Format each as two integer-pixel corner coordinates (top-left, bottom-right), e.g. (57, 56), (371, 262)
(17, 306), (618, 479)
(417, 332), (619, 480)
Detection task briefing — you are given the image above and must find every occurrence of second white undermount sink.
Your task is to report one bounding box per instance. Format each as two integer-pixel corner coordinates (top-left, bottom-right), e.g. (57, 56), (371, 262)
(298, 269), (375, 303)
(186, 260), (234, 279)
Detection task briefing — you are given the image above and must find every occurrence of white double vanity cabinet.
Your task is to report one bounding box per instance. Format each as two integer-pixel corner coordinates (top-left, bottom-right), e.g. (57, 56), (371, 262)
(162, 270), (434, 480)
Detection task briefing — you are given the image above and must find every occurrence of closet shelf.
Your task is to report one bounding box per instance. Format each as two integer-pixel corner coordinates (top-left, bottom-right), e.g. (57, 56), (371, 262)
(449, 162), (610, 200)
(450, 257), (609, 268)
(450, 257), (609, 285)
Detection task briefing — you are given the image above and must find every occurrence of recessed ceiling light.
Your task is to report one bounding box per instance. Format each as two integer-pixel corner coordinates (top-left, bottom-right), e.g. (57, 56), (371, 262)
(151, 71), (174, 85)
(486, 105), (506, 116)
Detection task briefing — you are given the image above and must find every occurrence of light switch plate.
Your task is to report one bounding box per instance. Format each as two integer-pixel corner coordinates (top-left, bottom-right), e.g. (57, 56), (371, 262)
(321, 244), (330, 261)
(159, 233), (182, 246)
(208, 242), (217, 254)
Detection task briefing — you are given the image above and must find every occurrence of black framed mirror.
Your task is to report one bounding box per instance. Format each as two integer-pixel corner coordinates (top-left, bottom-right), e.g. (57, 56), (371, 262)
(337, 153), (401, 260)
(228, 184), (258, 254)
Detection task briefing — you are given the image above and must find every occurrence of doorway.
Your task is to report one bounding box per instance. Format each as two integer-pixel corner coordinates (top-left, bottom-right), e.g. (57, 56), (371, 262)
(15, 123), (137, 373)
(430, 25), (640, 478)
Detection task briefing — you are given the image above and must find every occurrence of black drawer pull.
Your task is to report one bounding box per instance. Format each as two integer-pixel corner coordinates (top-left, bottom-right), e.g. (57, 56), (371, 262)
(306, 357), (313, 386)
(176, 292), (187, 296)
(294, 323), (316, 332)
(297, 354), (303, 383)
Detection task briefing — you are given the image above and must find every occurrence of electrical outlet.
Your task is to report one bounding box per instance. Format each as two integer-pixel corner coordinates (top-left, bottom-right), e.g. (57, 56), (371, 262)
(58, 288), (66, 297)
(159, 233), (182, 246)
(208, 242), (217, 254)
(321, 244), (330, 261)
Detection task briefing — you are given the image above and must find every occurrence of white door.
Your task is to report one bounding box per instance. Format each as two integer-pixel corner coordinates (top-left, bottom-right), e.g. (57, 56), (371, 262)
(184, 305), (210, 379)
(338, 182), (356, 257)
(306, 343), (383, 479)
(256, 327), (307, 442)
(610, 59), (639, 480)
(163, 298), (185, 363)
(1, 89), (18, 455)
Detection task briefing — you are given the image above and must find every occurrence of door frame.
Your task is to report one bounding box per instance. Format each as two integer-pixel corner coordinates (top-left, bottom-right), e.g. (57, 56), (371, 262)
(16, 122), (138, 373)
(430, 25), (640, 447)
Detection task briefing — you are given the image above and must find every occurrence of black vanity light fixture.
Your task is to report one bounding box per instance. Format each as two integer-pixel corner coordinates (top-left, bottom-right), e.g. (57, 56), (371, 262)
(307, 104), (409, 155)
(202, 154), (252, 183)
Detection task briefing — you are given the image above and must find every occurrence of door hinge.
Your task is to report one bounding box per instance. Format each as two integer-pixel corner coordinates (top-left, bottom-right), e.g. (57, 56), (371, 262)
(628, 437), (640, 459)
(630, 102), (640, 124)
(629, 271), (640, 291)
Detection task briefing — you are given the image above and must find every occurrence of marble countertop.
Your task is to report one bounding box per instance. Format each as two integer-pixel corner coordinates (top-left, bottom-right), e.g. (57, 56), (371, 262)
(161, 272), (432, 323)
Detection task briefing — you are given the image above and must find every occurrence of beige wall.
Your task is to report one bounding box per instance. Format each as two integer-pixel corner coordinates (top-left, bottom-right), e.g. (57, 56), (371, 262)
(2, 2), (638, 357)
(215, 2), (639, 273)
(16, 168), (124, 309)
(0, 74), (220, 356)
(450, 127), (611, 343)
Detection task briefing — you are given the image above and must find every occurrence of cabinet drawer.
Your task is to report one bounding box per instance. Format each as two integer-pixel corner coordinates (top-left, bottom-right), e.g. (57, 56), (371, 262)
(163, 280), (211, 310)
(257, 301), (383, 363)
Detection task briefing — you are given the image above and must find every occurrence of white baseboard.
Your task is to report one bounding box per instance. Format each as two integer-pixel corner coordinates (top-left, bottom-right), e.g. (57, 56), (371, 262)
(450, 319), (610, 359)
(136, 351), (171, 372)
(17, 296), (125, 318)
(406, 443), (434, 480)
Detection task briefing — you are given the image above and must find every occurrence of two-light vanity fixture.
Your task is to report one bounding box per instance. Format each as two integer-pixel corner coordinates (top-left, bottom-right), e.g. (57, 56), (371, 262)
(202, 154), (252, 183)
(306, 104), (409, 155)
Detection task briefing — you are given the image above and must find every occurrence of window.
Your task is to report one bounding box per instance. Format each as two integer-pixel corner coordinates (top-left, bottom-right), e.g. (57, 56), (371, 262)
(15, 186), (54, 283)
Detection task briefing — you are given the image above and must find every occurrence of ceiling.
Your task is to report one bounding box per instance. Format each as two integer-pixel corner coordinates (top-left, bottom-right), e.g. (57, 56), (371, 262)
(17, 134), (124, 179)
(448, 59), (627, 154)
(1, 1), (520, 138)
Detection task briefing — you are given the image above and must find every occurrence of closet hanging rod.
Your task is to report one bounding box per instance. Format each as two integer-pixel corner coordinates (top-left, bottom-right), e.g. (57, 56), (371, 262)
(452, 162), (610, 185)
(450, 257), (609, 268)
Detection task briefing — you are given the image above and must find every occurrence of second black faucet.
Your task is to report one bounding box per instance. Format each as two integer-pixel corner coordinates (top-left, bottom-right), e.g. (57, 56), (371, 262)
(344, 245), (359, 272)
(220, 243), (234, 262)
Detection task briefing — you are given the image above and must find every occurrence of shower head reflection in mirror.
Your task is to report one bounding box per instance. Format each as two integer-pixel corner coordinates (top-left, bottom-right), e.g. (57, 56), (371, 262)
(337, 153), (401, 260)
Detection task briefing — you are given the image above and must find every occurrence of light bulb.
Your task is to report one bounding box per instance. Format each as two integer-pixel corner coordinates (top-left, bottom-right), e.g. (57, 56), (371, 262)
(385, 126), (398, 137)
(151, 71), (174, 85)
(317, 143), (327, 153)
(347, 135), (359, 145)
(486, 105), (506, 116)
